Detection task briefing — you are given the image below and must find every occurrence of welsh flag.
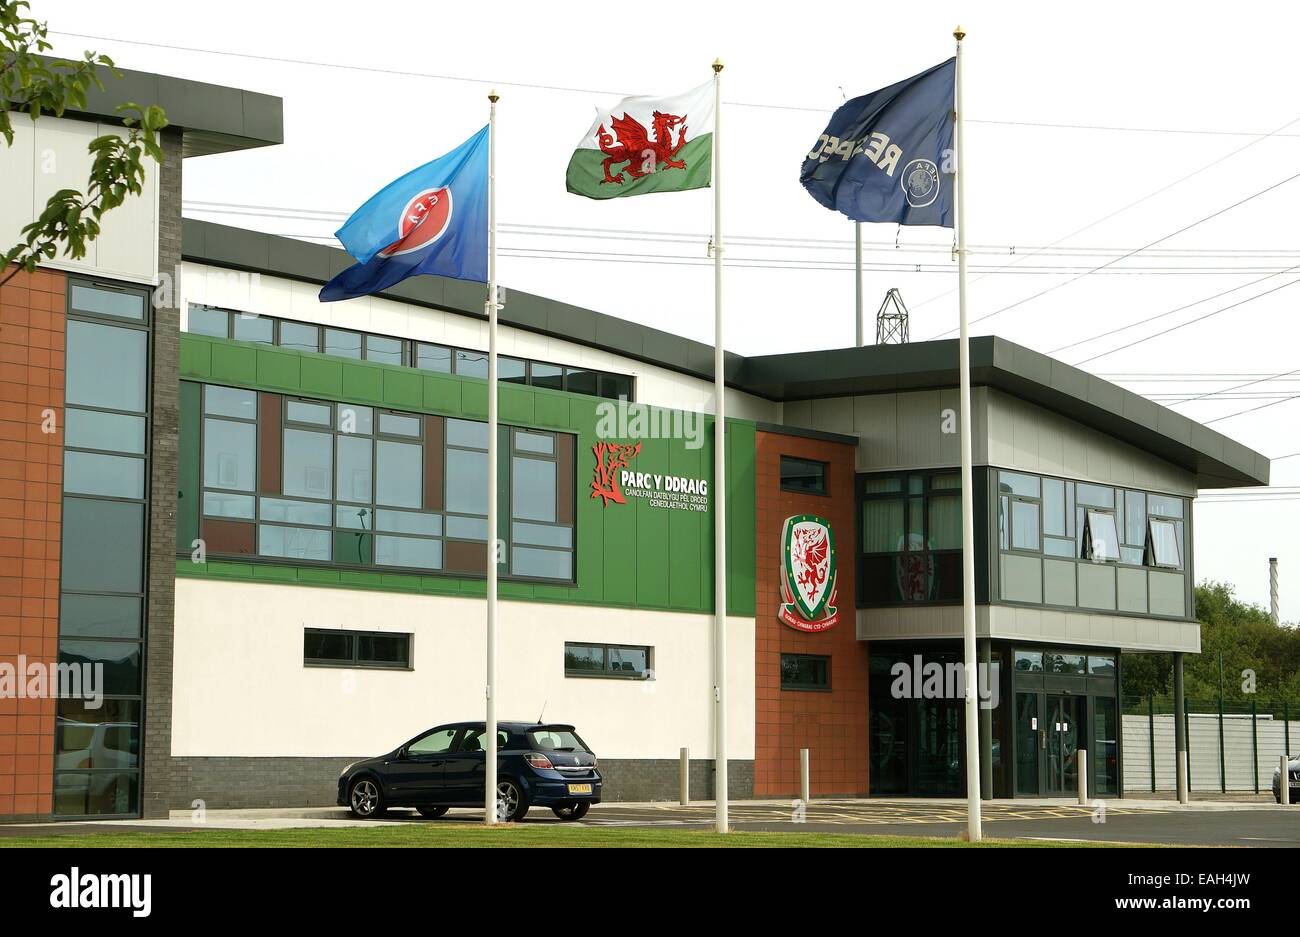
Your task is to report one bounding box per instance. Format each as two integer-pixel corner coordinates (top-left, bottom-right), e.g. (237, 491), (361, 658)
(566, 82), (714, 199)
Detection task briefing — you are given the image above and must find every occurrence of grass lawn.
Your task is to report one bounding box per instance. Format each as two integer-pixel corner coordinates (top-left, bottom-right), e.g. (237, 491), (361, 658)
(0, 825), (1132, 848)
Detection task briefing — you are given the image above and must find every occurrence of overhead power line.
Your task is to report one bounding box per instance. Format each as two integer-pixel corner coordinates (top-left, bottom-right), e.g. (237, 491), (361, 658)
(183, 198), (1300, 261)
(928, 167), (1300, 338)
(48, 30), (1300, 136)
(918, 112), (1300, 327)
(1070, 272), (1300, 366)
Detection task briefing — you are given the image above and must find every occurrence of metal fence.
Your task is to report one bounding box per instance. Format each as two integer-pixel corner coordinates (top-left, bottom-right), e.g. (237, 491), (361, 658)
(1121, 695), (1299, 794)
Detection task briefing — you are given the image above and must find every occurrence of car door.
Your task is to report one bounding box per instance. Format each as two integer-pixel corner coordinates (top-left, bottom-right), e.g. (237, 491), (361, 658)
(442, 727), (508, 805)
(384, 727), (459, 804)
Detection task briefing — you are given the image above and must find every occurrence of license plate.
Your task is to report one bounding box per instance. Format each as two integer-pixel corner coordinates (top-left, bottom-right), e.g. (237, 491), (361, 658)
(568, 783), (592, 795)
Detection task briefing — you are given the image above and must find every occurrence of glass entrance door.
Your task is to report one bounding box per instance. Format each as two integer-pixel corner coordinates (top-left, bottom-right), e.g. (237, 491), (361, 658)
(1044, 695), (1080, 796)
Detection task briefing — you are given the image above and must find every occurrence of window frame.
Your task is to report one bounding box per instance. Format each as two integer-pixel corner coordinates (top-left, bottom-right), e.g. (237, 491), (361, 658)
(303, 628), (412, 670)
(779, 455), (829, 496)
(563, 642), (653, 680)
(185, 304), (636, 402)
(779, 653), (832, 692)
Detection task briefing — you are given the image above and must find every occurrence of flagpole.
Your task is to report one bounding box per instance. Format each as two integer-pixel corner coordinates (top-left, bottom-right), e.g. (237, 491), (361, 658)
(711, 57), (729, 835)
(953, 25), (983, 842)
(854, 223), (864, 346)
(484, 88), (500, 827)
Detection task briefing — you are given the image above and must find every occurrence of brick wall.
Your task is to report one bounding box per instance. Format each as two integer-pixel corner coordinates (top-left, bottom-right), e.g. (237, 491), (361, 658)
(754, 430), (868, 797)
(142, 128), (183, 819)
(0, 265), (66, 818)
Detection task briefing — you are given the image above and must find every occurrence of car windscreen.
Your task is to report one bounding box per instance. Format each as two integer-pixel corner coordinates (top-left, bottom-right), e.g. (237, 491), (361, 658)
(528, 728), (590, 753)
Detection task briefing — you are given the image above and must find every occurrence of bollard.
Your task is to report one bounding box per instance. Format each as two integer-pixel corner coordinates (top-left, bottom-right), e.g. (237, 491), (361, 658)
(1282, 755), (1291, 807)
(800, 748), (810, 806)
(679, 747), (690, 806)
(1077, 749), (1088, 806)
(1178, 750), (1189, 804)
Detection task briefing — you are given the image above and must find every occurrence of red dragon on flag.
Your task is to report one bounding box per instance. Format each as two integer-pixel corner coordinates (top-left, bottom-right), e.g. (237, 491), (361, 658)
(779, 514), (839, 632)
(597, 111), (689, 185)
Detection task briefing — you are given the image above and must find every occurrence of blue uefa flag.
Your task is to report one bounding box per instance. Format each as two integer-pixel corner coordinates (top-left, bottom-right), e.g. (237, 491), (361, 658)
(801, 59), (955, 228)
(320, 126), (489, 302)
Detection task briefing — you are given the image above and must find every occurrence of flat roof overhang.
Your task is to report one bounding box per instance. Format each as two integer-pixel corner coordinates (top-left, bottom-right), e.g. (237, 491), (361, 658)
(741, 337), (1270, 490)
(14, 57), (284, 157)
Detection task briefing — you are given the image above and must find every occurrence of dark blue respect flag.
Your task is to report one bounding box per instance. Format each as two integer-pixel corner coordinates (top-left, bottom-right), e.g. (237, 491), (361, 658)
(800, 58), (955, 228)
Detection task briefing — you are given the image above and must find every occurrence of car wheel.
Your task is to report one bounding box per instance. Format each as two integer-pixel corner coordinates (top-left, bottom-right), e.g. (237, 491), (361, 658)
(417, 806), (449, 819)
(551, 801), (590, 821)
(348, 777), (386, 819)
(551, 801), (580, 821)
(495, 778), (529, 822)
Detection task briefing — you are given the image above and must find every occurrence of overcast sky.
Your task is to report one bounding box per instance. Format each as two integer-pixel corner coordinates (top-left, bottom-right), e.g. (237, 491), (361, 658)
(44, 0), (1300, 620)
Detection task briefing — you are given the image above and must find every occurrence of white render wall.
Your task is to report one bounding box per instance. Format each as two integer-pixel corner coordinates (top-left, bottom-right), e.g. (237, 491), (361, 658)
(172, 577), (755, 761)
(0, 115), (159, 285)
(178, 263), (781, 424)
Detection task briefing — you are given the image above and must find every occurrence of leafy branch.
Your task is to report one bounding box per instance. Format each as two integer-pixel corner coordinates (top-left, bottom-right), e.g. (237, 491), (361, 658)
(0, 0), (168, 289)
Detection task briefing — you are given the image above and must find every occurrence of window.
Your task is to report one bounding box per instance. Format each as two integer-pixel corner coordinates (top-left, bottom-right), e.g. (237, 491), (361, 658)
(70, 283), (145, 321)
(304, 628), (410, 668)
(232, 313), (273, 344)
(67, 321), (148, 411)
(188, 305), (229, 337)
(1147, 518), (1181, 568)
(324, 328), (362, 359)
(191, 384), (575, 581)
(416, 343), (452, 373)
(1013, 650), (1043, 672)
(409, 728), (457, 755)
(57, 280), (151, 819)
(1083, 509), (1120, 562)
(860, 471), (962, 604)
(780, 456), (828, 495)
(365, 334), (404, 365)
(563, 642), (652, 679)
(183, 307), (634, 401)
(780, 653), (830, 690)
(281, 321), (320, 353)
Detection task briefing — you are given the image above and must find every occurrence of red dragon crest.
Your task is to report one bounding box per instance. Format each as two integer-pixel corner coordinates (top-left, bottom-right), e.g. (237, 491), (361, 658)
(590, 441), (642, 506)
(792, 526), (829, 599)
(596, 110), (690, 185)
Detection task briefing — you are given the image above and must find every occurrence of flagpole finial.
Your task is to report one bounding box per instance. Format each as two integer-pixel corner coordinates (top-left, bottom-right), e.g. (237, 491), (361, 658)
(953, 25), (966, 41)
(488, 88), (499, 103)
(712, 58), (724, 73)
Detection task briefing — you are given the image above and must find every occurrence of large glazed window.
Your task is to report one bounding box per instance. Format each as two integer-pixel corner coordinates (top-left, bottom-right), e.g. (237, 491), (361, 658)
(188, 383), (575, 582)
(859, 471), (962, 604)
(57, 280), (152, 818)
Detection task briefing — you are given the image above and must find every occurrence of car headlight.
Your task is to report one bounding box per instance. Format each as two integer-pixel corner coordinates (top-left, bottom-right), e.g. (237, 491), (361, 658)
(340, 762), (356, 777)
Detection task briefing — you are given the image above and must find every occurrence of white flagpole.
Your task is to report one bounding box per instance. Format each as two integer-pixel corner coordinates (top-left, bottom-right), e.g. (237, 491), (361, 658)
(711, 57), (729, 835)
(953, 26), (983, 842)
(484, 88), (500, 826)
(855, 223), (865, 346)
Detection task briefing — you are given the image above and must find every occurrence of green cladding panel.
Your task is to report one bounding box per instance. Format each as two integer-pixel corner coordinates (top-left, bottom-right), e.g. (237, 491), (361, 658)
(177, 333), (756, 617)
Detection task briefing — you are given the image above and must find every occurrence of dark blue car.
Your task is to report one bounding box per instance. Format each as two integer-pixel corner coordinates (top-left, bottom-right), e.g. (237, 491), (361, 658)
(338, 721), (602, 822)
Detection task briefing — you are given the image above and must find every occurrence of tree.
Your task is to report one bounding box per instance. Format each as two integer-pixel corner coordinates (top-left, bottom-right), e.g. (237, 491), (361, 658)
(0, 0), (167, 289)
(1124, 581), (1299, 702)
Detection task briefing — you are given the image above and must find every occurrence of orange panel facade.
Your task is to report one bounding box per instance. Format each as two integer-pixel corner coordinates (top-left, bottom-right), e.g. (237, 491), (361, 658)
(753, 429), (868, 798)
(0, 266), (66, 818)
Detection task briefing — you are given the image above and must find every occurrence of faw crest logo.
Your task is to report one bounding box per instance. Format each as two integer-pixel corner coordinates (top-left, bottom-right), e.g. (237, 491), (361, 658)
(779, 514), (838, 632)
(379, 186), (453, 257)
(597, 111), (690, 185)
(590, 441), (642, 506)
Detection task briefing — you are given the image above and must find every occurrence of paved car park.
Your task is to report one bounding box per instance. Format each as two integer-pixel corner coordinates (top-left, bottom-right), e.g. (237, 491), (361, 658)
(4, 798), (1298, 846)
